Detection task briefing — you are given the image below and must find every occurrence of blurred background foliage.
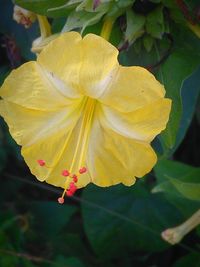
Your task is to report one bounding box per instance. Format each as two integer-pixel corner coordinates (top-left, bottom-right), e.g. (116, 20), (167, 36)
(0, 0), (200, 266)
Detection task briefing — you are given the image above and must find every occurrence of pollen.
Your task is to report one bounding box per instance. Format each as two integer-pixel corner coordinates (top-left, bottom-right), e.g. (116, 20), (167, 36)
(37, 159), (45, 166)
(62, 170), (70, 177)
(79, 167), (87, 174)
(66, 190), (74, 197)
(72, 174), (78, 183)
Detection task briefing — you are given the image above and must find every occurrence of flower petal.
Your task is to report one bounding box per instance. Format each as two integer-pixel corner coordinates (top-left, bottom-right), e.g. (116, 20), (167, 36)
(21, 115), (91, 189)
(99, 66), (166, 112)
(80, 34), (119, 98)
(0, 100), (82, 147)
(87, 112), (157, 187)
(100, 98), (171, 142)
(37, 31), (82, 95)
(0, 61), (83, 110)
(0, 98), (91, 189)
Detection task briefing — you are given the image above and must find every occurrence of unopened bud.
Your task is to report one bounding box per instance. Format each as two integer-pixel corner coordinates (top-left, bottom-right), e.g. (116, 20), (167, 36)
(13, 5), (36, 28)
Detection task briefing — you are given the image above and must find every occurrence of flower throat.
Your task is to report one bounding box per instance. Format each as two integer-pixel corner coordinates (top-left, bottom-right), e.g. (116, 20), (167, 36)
(37, 97), (96, 204)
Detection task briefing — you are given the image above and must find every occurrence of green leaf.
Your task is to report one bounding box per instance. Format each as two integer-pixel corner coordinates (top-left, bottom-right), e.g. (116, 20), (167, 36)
(154, 160), (200, 201)
(161, 0), (185, 23)
(143, 34), (154, 52)
(29, 201), (77, 238)
(150, 0), (161, 2)
(62, 10), (105, 33)
(158, 51), (199, 149)
(125, 10), (145, 43)
(14, 0), (71, 17)
(82, 183), (182, 259)
(47, 0), (82, 14)
(173, 66), (200, 150)
(106, 0), (134, 18)
(173, 253), (200, 267)
(54, 256), (85, 267)
(146, 6), (164, 39)
(156, 25), (200, 150)
(116, 0), (134, 8)
(75, 0), (111, 13)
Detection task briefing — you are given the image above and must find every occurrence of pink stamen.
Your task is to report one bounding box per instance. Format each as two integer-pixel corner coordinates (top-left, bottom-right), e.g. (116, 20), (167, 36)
(58, 197), (64, 204)
(37, 159), (45, 166)
(79, 167), (87, 174)
(72, 174), (78, 183)
(66, 190), (74, 197)
(69, 182), (77, 193)
(62, 170), (70, 177)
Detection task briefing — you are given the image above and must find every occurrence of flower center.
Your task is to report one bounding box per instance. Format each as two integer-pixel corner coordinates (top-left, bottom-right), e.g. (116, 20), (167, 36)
(37, 97), (97, 204)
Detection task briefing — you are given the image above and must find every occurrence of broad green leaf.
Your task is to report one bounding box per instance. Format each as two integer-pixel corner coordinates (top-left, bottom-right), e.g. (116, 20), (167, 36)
(14, 0), (71, 17)
(125, 10), (145, 43)
(0, 254), (19, 267)
(54, 256), (85, 267)
(154, 160), (200, 201)
(156, 24), (200, 150)
(20, 259), (37, 267)
(174, 66), (200, 150)
(166, 176), (200, 201)
(157, 51), (199, 149)
(173, 253), (200, 267)
(82, 183), (182, 259)
(29, 201), (77, 238)
(51, 17), (66, 33)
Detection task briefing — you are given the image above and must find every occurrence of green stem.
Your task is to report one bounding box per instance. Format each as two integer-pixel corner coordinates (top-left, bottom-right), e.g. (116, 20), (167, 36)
(100, 17), (115, 41)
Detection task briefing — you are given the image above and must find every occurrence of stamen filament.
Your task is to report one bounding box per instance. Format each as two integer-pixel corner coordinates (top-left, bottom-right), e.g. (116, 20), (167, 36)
(61, 98), (96, 199)
(38, 98), (96, 203)
(78, 100), (96, 168)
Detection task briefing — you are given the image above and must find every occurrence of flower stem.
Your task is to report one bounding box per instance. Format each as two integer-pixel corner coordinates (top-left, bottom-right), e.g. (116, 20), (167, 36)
(100, 17), (115, 41)
(161, 209), (200, 245)
(37, 15), (52, 40)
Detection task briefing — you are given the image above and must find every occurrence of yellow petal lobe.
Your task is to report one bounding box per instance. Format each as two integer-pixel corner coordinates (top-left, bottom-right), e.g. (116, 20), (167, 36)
(86, 109), (157, 187)
(100, 66), (166, 112)
(80, 34), (119, 98)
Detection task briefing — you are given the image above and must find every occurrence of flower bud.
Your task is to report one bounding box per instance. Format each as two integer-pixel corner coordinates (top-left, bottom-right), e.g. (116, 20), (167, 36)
(13, 5), (36, 28)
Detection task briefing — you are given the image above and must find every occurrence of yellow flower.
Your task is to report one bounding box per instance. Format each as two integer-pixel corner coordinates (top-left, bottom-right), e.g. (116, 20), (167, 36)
(0, 32), (171, 202)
